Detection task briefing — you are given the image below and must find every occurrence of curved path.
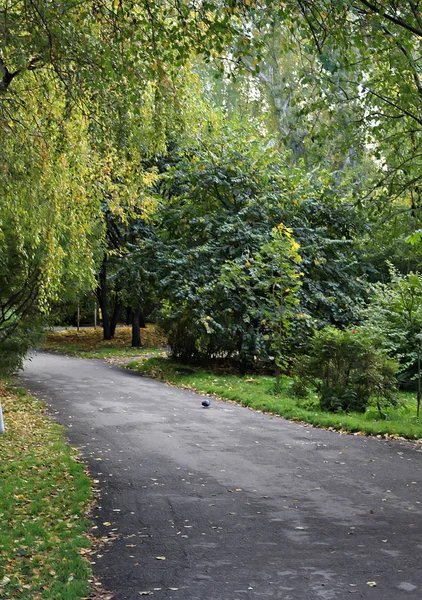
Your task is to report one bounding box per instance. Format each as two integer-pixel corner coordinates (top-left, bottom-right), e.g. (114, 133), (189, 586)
(18, 351), (422, 600)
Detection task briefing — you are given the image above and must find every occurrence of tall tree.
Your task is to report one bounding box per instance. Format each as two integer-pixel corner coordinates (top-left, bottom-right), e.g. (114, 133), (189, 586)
(290, 0), (422, 204)
(0, 91), (100, 372)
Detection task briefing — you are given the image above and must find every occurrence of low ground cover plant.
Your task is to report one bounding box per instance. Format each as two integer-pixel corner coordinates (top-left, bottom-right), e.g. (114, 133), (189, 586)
(0, 384), (92, 599)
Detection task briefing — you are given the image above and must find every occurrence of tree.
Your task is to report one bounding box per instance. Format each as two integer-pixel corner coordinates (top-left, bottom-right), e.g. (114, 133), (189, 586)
(283, 1), (422, 206)
(153, 120), (298, 365)
(90, 67), (209, 341)
(0, 0), (252, 359)
(0, 95), (100, 373)
(0, 0), (250, 116)
(151, 116), (369, 367)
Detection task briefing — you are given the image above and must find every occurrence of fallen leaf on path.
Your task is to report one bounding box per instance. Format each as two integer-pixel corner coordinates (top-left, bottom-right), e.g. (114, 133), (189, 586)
(366, 582), (377, 587)
(155, 556), (166, 560)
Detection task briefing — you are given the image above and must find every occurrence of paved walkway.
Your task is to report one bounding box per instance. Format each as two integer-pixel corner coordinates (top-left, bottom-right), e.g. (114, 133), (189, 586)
(18, 351), (422, 600)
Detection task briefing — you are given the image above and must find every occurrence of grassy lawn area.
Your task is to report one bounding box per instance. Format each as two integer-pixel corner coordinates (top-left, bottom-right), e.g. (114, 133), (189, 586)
(126, 357), (422, 441)
(0, 384), (93, 600)
(43, 325), (167, 358)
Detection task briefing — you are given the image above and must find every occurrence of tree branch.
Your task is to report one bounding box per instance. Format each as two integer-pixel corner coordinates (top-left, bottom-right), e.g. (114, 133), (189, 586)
(409, 1), (422, 32)
(355, 0), (422, 38)
(0, 56), (20, 91)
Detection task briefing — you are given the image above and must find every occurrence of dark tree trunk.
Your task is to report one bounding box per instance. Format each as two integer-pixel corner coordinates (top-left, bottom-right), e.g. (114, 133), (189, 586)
(139, 310), (146, 329)
(131, 310), (142, 348)
(125, 307), (131, 326)
(110, 299), (123, 338)
(96, 259), (112, 340)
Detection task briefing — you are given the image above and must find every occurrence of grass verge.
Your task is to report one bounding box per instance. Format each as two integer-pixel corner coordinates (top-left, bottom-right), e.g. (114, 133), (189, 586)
(126, 357), (422, 441)
(43, 325), (167, 358)
(0, 383), (93, 600)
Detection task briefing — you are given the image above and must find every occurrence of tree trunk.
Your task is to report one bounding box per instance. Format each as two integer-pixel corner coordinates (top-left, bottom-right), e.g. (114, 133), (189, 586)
(131, 310), (142, 347)
(97, 259), (112, 340)
(139, 310), (146, 329)
(110, 300), (123, 338)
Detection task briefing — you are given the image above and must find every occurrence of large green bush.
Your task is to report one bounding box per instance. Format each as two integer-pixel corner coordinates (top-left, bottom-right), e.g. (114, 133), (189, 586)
(154, 126), (303, 368)
(153, 121), (370, 368)
(294, 326), (398, 413)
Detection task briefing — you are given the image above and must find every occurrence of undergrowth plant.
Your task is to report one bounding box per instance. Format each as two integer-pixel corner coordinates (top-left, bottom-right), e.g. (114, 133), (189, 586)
(293, 326), (398, 414)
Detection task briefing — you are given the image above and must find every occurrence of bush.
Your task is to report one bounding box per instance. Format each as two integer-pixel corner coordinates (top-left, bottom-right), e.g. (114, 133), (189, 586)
(0, 320), (45, 376)
(155, 131), (302, 369)
(361, 267), (422, 389)
(293, 326), (398, 413)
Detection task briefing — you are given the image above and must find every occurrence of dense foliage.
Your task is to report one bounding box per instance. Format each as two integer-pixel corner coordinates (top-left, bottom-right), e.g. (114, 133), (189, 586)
(293, 327), (398, 413)
(147, 121), (371, 371)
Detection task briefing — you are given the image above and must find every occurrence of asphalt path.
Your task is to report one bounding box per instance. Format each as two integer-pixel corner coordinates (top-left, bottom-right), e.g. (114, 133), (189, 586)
(17, 351), (422, 600)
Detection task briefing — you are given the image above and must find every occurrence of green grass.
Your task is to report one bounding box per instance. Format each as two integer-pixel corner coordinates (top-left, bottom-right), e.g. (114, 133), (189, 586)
(126, 357), (422, 441)
(0, 384), (93, 599)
